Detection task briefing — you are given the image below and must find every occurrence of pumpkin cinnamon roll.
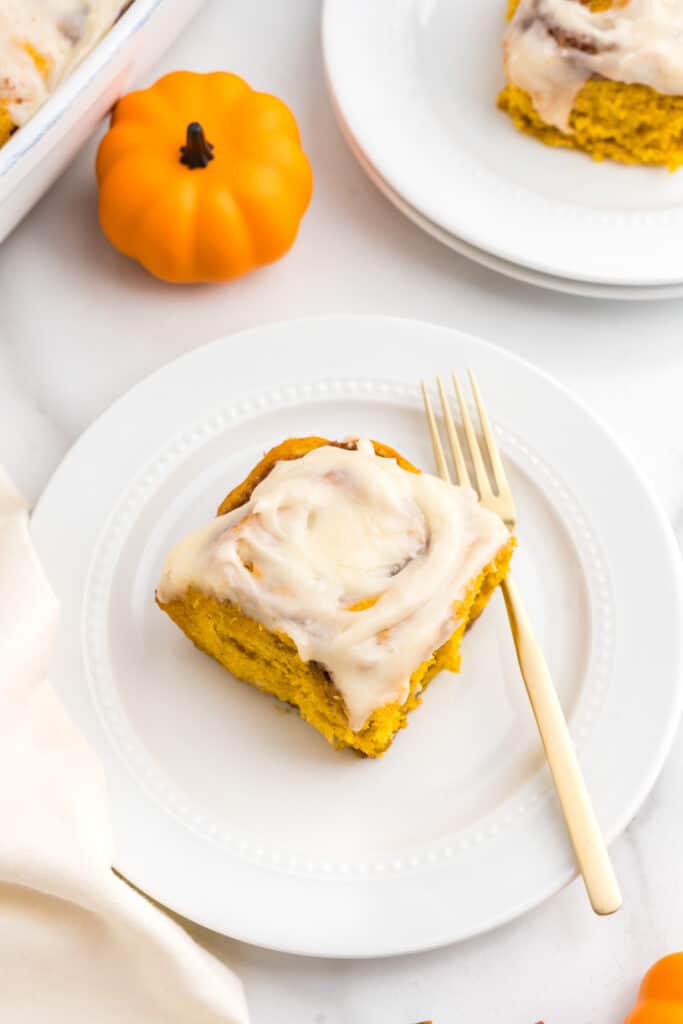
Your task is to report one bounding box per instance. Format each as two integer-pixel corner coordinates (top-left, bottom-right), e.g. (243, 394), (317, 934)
(499, 0), (683, 169)
(156, 437), (514, 757)
(0, 1), (128, 147)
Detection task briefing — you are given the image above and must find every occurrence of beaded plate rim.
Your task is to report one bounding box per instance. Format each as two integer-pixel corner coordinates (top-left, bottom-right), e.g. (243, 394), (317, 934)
(81, 376), (614, 881)
(323, 0), (683, 287)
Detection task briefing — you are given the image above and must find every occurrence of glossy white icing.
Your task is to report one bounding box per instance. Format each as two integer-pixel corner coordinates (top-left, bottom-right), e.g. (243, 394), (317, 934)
(158, 442), (509, 730)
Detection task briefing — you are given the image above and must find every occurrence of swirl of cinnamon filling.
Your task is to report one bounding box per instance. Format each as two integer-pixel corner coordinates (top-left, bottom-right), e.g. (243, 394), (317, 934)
(504, 0), (683, 132)
(157, 440), (509, 730)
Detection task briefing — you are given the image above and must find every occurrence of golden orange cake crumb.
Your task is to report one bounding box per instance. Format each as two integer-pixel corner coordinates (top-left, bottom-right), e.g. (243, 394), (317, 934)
(157, 437), (514, 757)
(499, 0), (683, 170)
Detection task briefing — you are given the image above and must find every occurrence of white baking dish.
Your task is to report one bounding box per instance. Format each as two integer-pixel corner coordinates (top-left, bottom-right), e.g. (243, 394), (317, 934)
(0, 0), (206, 243)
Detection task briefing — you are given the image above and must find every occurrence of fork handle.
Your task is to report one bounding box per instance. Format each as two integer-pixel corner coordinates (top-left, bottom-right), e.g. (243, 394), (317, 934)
(501, 573), (622, 916)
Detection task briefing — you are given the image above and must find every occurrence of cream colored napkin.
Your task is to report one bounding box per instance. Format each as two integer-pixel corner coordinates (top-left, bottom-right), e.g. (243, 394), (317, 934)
(0, 467), (249, 1024)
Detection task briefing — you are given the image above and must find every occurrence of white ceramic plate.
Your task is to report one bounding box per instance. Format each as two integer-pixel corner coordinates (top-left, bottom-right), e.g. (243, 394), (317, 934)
(323, 0), (683, 288)
(333, 99), (683, 302)
(32, 317), (682, 958)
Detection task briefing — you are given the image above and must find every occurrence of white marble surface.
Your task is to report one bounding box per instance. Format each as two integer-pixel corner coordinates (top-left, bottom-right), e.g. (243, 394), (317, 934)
(1, 1), (683, 1021)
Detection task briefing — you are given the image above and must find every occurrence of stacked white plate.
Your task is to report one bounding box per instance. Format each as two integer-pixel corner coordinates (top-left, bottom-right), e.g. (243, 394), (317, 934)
(323, 0), (683, 300)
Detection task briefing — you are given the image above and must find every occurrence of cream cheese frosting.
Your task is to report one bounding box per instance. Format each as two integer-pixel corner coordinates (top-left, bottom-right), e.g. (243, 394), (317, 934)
(0, 0), (127, 130)
(503, 0), (683, 132)
(157, 441), (509, 731)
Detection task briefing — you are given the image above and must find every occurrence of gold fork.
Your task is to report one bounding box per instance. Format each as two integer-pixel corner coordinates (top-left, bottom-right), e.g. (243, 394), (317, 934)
(422, 371), (622, 916)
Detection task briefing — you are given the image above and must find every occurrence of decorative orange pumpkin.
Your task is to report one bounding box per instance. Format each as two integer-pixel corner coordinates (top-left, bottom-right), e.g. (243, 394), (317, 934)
(96, 71), (313, 283)
(625, 954), (683, 1023)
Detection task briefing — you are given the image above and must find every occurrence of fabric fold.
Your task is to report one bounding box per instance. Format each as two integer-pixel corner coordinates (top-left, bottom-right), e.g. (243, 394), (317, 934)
(0, 467), (249, 1024)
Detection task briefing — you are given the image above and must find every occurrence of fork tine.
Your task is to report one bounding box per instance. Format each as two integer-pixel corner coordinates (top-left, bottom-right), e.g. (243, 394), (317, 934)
(420, 381), (451, 484)
(452, 372), (493, 498)
(437, 375), (471, 488)
(467, 369), (513, 502)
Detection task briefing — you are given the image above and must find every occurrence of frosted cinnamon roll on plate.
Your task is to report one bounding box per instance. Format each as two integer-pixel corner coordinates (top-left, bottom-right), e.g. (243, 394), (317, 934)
(156, 437), (514, 757)
(499, 0), (683, 169)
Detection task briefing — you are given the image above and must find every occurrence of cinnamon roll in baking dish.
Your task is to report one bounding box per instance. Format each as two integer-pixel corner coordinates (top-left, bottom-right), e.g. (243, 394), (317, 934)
(499, 0), (683, 169)
(0, 1), (129, 146)
(156, 437), (514, 757)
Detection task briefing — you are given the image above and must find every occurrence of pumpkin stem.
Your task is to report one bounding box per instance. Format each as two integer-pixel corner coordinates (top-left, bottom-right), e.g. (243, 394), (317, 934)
(179, 122), (215, 169)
